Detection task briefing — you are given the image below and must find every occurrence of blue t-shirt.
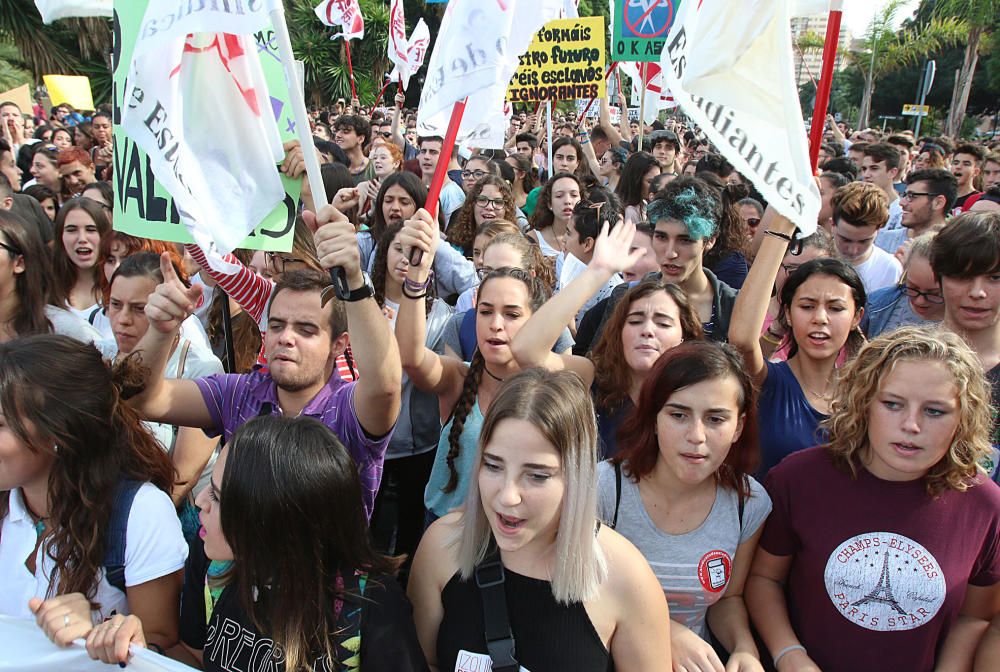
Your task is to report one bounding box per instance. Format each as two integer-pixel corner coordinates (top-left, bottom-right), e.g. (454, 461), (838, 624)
(756, 361), (827, 479)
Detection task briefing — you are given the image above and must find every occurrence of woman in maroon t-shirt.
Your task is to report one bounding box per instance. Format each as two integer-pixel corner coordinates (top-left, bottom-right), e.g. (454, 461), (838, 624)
(745, 326), (1000, 672)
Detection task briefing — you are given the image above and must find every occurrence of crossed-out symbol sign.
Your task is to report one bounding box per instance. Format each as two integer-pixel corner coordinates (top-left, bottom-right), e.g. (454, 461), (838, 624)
(623, 0), (674, 38)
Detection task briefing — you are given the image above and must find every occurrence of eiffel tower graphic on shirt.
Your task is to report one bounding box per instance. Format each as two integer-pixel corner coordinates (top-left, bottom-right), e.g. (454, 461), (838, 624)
(852, 551), (907, 615)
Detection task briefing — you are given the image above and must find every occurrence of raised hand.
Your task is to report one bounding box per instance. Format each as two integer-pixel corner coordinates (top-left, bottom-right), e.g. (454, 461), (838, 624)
(332, 187), (361, 213)
(397, 208), (438, 276)
(144, 253), (202, 334)
(589, 220), (644, 277)
(309, 204), (361, 281)
(279, 139), (306, 179)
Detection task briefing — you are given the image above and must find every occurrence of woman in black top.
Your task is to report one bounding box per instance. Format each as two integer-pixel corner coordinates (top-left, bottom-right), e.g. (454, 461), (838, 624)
(71, 415), (428, 671)
(408, 368), (670, 671)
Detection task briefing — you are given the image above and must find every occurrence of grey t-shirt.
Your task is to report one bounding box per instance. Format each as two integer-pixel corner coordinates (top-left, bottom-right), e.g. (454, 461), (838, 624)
(596, 461), (772, 639)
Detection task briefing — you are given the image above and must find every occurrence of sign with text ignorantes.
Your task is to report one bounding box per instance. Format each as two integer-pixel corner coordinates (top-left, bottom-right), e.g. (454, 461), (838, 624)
(507, 17), (605, 103)
(612, 0), (680, 62)
(112, 0), (300, 252)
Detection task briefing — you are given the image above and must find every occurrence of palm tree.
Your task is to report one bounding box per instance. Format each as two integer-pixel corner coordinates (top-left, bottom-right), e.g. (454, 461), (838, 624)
(934, 0), (998, 137)
(852, 0), (965, 129)
(794, 30), (827, 90)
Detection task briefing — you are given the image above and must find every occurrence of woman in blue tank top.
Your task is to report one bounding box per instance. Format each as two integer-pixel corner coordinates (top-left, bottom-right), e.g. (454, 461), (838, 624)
(395, 210), (591, 522)
(408, 368), (672, 671)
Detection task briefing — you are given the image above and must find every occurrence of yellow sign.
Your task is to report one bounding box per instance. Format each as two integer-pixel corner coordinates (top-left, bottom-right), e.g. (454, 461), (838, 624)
(43, 75), (95, 111)
(0, 84), (34, 116)
(508, 17), (606, 104)
(902, 104), (929, 116)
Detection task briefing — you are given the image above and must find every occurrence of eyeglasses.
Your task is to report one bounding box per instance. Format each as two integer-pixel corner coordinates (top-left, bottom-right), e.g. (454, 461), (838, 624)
(901, 191), (938, 201)
(475, 196), (505, 209)
(901, 284), (944, 304)
(0, 240), (22, 256)
(462, 169), (489, 181)
(265, 251), (305, 273)
(377, 131), (393, 138)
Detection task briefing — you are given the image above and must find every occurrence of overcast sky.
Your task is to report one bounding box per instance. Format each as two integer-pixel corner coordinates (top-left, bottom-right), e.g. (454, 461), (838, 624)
(841, 0), (921, 36)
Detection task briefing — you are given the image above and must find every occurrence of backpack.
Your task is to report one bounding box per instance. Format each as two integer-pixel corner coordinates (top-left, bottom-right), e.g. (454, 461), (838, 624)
(103, 480), (143, 595)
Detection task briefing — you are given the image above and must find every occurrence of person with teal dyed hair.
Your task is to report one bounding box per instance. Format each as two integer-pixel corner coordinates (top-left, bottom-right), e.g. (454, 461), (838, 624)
(574, 176), (738, 352)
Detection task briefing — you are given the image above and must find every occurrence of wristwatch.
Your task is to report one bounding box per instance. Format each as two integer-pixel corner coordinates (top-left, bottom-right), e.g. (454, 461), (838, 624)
(344, 271), (375, 303)
(343, 272), (375, 302)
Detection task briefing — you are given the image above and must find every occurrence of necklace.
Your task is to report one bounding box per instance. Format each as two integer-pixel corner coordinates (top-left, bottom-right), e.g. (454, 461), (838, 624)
(790, 359), (831, 400)
(483, 366), (504, 383)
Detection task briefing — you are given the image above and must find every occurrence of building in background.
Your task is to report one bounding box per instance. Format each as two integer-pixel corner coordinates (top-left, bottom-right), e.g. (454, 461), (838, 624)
(791, 14), (852, 90)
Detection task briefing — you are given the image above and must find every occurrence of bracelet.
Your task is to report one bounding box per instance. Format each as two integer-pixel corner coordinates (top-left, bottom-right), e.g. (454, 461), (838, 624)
(761, 331), (782, 346)
(763, 229), (795, 243)
(401, 287), (427, 300)
(404, 275), (431, 293)
(772, 644), (806, 668)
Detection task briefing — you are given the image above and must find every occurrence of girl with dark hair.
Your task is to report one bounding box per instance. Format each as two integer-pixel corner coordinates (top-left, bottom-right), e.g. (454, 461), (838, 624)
(703, 183), (752, 289)
(56, 415), (427, 670)
(81, 181), (113, 217)
(527, 171), (582, 270)
(52, 197), (111, 321)
(22, 184), (58, 221)
(460, 154), (499, 194)
(747, 327), (1000, 671)
(729, 210), (866, 478)
(396, 209), (587, 523)
(409, 368), (672, 671)
(96, 253), (223, 517)
(513, 222), (702, 457)
(616, 151), (661, 226)
(600, 341), (770, 670)
(4, 335), (185, 651)
(51, 127), (72, 151)
(28, 146), (61, 196)
(504, 153), (536, 214)
(0, 211), (99, 343)
(447, 175), (517, 258)
(599, 146), (627, 191)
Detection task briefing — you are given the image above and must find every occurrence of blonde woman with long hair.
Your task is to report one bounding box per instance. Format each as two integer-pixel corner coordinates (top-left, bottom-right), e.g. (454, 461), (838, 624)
(746, 327), (1000, 672)
(408, 368), (670, 671)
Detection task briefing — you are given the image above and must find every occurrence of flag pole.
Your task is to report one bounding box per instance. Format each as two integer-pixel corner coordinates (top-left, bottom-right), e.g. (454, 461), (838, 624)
(808, 1), (844, 172)
(575, 61), (619, 126)
(409, 99), (468, 266)
(637, 63), (647, 150)
(344, 39), (358, 100)
(546, 101), (554, 176)
(269, 2), (350, 297)
(398, 74), (404, 108)
(373, 77), (393, 108)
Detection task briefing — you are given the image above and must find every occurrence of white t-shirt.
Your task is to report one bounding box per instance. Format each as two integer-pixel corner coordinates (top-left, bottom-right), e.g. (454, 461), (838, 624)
(886, 198), (903, 230)
(853, 245), (902, 295)
(44, 305), (101, 344)
(0, 485), (187, 620)
(438, 180), (467, 224)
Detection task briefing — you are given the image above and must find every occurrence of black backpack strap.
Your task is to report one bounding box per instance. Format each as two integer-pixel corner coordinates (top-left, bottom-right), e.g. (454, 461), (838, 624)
(104, 480), (143, 595)
(474, 540), (519, 672)
(737, 477), (746, 534)
(611, 461), (623, 529)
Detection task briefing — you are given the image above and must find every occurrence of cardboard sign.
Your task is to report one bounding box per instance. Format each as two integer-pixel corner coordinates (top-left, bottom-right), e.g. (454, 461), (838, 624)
(507, 17), (606, 103)
(111, 0), (300, 252)
(0, 84), (34, 116)
(42, 75), (94, 111)
(612, 0), (680, 62)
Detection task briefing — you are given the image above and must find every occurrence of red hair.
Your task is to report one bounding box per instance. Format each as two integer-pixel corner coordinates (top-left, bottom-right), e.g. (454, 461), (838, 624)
(57, 146), (94, 169)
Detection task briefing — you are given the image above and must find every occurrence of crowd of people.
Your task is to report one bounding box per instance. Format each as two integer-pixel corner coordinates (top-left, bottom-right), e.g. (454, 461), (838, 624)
(1, 89), (999, 672)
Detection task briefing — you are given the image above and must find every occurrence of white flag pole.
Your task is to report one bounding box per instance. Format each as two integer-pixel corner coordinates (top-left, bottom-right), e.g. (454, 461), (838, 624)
(546, 101), (553, 176)
(268, 2), (350, 296)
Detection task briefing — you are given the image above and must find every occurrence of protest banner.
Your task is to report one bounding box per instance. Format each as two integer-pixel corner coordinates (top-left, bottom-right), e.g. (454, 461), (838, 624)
(0, 84), (34, 115)
(612, 0), (680, 62)
(112, 0), (300, 252)
(34, 0), (111, 23)
(43, 75), (94, 111)
(0, 615), (197, 672)
(507, 16), (606, 104)
(660, 0), (822, 234)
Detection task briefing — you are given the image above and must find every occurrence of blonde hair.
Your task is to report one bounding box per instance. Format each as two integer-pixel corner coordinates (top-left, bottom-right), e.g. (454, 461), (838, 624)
(824, 326), (993, 496)
(453, 369), (607, 604)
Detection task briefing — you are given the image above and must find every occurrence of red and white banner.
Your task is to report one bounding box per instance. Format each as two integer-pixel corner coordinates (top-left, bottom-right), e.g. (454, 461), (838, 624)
(34, 0), (111, 23)
(417, 0), (566, 148)
(314, 0), (364, 41)
(619, 61), (676, 124)
(660, 0), (823, 233)
(387, 0), (429, 91)
(122, 0), (284, 258)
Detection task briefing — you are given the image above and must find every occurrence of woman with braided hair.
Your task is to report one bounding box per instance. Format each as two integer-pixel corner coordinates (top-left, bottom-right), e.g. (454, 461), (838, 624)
(395, 208), (592, 524)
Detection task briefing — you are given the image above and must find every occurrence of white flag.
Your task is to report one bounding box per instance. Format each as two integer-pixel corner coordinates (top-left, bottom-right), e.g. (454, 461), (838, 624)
(122, 0), (285, 258)
(619, 61), (676, 124)
(660, 0), (820, 233)
(314, 0), (364, 40)
(386, 0), (429, 91)
(34, 0), (111, 23)
(417, 0), (565, 148)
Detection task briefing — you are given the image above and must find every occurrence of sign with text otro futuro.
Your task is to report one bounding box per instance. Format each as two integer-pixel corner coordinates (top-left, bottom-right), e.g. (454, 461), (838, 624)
(613, 0), (681, 62)
(507, 17), (606, 104)
(112, 0), (299, 251)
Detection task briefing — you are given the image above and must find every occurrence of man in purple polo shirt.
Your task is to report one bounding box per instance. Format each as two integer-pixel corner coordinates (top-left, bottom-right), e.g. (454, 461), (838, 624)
(129, 205), (402, 519)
